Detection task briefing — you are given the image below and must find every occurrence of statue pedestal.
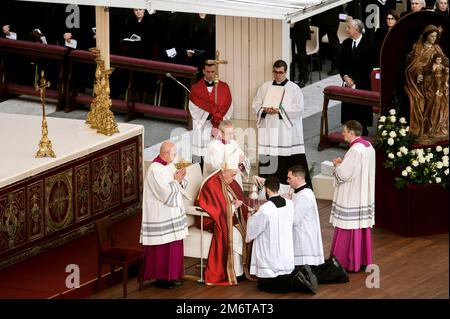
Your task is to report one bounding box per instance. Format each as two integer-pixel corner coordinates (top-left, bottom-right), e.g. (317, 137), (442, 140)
(375, 152), (449, 237)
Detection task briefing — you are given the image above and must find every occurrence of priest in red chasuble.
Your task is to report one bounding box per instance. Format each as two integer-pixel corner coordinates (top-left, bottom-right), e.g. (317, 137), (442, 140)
(195, 149), (251, 286)
(189, 61), (233, 166)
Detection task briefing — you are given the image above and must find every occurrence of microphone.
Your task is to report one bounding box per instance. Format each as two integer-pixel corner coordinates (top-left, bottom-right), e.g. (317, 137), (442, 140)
(166, 73), (191, 94)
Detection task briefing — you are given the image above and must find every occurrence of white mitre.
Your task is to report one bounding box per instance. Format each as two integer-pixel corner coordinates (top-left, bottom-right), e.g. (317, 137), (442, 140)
(221, 143), (240, 170)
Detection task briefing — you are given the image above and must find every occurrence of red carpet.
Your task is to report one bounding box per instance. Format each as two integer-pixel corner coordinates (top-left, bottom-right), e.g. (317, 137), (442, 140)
(0, 213), (142, 299)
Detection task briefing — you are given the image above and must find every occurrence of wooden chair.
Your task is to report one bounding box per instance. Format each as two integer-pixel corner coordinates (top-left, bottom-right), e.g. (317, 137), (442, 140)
(95, 216), (144, 297)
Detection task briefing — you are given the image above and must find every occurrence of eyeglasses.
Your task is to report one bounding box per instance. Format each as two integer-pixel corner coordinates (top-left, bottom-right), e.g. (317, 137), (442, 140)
(272, 71), (285, 75)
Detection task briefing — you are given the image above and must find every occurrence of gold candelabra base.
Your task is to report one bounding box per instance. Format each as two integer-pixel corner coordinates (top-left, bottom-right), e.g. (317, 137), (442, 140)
(35, 119), (56, 158)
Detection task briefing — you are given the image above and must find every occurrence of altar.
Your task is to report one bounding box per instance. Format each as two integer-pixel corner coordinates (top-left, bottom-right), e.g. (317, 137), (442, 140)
(0, 113), (143, 269)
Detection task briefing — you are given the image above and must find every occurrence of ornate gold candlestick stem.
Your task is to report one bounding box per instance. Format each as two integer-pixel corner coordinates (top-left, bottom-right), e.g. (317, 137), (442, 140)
(35, 70), (56, 158)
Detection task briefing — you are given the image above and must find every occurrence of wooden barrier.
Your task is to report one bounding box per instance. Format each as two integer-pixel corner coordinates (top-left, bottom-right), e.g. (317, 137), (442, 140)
(0, 38), (68, 110)
(66, 50), (197, 127)
(318, 85), (380, 151)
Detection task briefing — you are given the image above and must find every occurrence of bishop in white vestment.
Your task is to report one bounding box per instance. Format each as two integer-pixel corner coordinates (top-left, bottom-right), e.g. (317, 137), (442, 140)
(140, 141), (189, 289)
(330, 120), (375, 272)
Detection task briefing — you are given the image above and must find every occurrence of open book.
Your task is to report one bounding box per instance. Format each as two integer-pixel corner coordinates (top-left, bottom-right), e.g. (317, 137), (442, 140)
(123, 34), (141, 42)
(262, 85), (285, 109)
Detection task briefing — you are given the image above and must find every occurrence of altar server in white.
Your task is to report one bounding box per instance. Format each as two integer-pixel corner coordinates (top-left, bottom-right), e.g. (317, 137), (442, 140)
(203, 120), (250, 188)
(253, 164), (324, 267)
(246, 176), (296, 292)
(140, 141), (189, 289)
(252, 59), (311, 186)
(330, 120), (375, 272)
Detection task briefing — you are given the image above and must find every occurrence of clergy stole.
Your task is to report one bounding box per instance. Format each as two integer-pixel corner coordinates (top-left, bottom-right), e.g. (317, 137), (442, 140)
(190, 80), (232, 128)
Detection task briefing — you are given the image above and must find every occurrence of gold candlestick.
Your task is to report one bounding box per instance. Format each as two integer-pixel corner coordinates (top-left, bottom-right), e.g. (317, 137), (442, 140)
(35, 70), (56, 158)
(86, 47), (119, 135)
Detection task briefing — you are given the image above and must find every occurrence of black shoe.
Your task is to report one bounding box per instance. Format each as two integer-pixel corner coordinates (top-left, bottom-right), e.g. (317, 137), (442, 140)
(170, 280), (184, 286)
(155, 279), (175, 289)
(295, 265), (318, 294)
(327, 69), (339, 76)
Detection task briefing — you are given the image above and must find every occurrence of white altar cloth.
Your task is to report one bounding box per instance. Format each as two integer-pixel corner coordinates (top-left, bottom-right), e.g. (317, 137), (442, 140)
(0, 113), (144, 188)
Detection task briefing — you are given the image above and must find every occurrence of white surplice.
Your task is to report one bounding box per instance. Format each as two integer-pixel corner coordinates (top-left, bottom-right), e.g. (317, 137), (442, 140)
(246, 199), (295, 278)
(280, 184), (324, 266)
(252, 80), (305, 156)
(189, 85), (233, 158)
(330, 142), (376, 229)
(140, 162), (189, 246)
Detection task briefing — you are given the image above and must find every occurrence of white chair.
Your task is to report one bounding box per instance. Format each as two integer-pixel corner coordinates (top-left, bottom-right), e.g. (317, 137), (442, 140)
(321, 19), (351, 45)
(182, 163), (212, 282)
(306, 26), (321, 83)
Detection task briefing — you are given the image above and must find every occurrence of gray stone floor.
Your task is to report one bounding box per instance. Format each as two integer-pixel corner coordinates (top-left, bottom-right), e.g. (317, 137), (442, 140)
(0, 63), (378, 177)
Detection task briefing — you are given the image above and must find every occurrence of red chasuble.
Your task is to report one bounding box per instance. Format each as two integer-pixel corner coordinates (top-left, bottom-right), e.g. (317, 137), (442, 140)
(189, 79), (232, 128)
(195, 171), (249, 285)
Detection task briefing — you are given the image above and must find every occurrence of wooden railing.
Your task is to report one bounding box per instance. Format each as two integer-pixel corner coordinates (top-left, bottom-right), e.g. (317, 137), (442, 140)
(0, 38), (68, 110)
(0, 39), (198, 127)
(318, 85), (380, 151)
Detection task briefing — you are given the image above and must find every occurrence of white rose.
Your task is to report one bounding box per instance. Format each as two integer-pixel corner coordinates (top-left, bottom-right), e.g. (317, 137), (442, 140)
(406, 126), (409, 132)
(445, 169), (449, 175)
(444, 161), (449, 168)
(378, 124), (383, 130)
(387, 138), (394, 146)
(390, 116), (396, 123)
(406, 166), (412, 173)
(389, 109), (396, 115)
(428, 153), (433, 159)
(419, 157), (426, 164)
(401, 170), (408, 177)
(443, 156), (449, 162)
(388, 153), (395, 159)
(400, 129), (407, 136)
(436, 162), (443, 169)
(397, 151), (402, 157)
(444, 148), (449, 155)
(379, 116), (386, 123)
(412, 160), (419, 167)
(382, 130), (388, 137)
(399, 117), (406, 124)
(400, 146), (408, 155)
(436, 177), (441, 183)
(389, 131), (397, 138)
(436, 146), (443, 152)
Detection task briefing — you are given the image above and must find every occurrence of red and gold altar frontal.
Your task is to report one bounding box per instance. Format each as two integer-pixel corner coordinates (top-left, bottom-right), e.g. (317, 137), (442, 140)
(0, 114), (143, 269)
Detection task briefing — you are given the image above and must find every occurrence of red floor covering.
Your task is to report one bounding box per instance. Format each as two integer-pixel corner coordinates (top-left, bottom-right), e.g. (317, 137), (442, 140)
(0, 213), (142, 299)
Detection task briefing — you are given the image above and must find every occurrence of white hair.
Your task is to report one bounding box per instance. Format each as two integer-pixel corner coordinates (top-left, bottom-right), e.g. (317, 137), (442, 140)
(349, 19), (365, 34)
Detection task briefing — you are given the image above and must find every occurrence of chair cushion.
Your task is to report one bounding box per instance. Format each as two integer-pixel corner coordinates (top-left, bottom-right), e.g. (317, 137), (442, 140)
(101, 247), (142, 262)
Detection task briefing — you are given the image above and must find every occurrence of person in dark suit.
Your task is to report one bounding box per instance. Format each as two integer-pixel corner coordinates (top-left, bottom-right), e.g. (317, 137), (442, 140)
(290, 19), (310, 87)
(338, 18), (375, 136)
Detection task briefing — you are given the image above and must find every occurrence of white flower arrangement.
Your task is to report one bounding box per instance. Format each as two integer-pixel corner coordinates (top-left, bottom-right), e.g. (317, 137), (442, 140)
(377, 108), (449, 189)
